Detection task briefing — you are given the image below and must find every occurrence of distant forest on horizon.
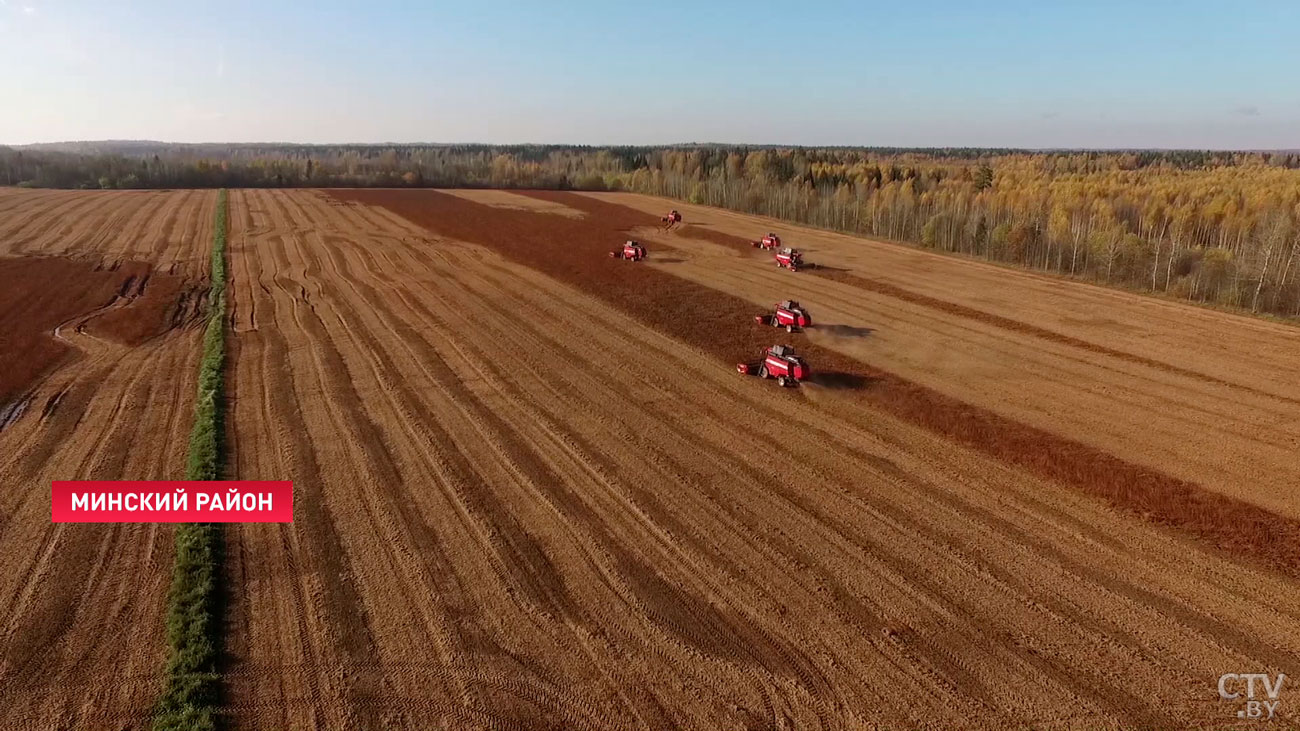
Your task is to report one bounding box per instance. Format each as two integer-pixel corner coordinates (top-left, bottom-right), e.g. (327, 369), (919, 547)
(4, 141), (1300, 318)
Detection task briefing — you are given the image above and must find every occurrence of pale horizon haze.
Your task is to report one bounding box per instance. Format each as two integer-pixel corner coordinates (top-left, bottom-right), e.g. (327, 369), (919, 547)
(3, 0), (1298, 149)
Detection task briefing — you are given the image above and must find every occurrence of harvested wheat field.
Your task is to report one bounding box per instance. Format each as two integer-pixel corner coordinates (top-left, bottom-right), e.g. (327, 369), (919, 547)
(214, 187), (1300, 730)
(602, 193), (1300, 521)
(0, 188), (216, 728)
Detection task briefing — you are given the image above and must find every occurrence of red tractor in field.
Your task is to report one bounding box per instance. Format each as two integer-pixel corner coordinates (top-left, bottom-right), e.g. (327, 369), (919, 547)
(610, 240), (647, 261)
(662, 210), (683, 228)
(775, 247), (804, 271)
(736, 345), (809, 387)
(751, 232), (782, 250)
(755, 300), (812, 332)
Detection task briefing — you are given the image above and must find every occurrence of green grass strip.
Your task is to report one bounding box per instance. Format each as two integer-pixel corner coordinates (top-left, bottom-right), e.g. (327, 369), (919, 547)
(153, 189), (228, 731)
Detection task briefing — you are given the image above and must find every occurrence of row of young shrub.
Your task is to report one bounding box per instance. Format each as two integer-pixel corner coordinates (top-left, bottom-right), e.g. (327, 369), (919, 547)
(154, 189), (227, 731)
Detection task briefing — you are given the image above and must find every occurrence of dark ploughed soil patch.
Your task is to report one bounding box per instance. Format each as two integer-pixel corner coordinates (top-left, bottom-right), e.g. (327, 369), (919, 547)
(84, 268), (205, 346)
(331, 189), (1300, 577)
(0, 256), (201, 407)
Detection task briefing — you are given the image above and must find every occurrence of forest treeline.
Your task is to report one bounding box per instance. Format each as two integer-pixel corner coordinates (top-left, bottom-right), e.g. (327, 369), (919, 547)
(4, 142), (1300, 317)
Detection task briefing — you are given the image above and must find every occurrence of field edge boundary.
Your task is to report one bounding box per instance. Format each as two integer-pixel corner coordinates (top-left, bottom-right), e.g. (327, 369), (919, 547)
(152, 189), (227, 731)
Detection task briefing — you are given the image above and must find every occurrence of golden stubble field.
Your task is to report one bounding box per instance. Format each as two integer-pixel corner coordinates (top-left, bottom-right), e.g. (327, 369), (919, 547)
(0, 186), (1297, 729)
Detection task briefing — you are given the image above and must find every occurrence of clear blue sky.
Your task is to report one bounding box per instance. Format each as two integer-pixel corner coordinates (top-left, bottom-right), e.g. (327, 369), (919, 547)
(2, 0), (1297, 148)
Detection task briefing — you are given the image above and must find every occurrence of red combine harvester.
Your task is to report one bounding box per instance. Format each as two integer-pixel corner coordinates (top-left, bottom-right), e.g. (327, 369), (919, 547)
(736, 345), (809, 387)
(661, 210), (683, 228)
(751, 232), (782, 250)
(775, 247), (804, 271)
(755, 300), (812, 332)
(610, 240), (647, 261)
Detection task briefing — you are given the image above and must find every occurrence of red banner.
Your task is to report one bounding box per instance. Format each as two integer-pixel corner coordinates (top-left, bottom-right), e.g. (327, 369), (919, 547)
(51, 481), (293, 523)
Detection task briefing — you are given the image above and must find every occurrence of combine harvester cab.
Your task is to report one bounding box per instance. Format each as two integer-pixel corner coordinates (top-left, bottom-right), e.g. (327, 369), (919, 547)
(775, 247), (804, 271)
(736, 344), (809, 387)
(755, 300), (812, 332)
(751, 232), (782, 249)
(610, 240), (647, 261)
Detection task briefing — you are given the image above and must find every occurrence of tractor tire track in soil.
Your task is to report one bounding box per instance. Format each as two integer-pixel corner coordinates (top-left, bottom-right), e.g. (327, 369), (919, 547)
(337, 189), (1300, 578)
(0, 188), (216, 729)
(206, 188), (1300, 730)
